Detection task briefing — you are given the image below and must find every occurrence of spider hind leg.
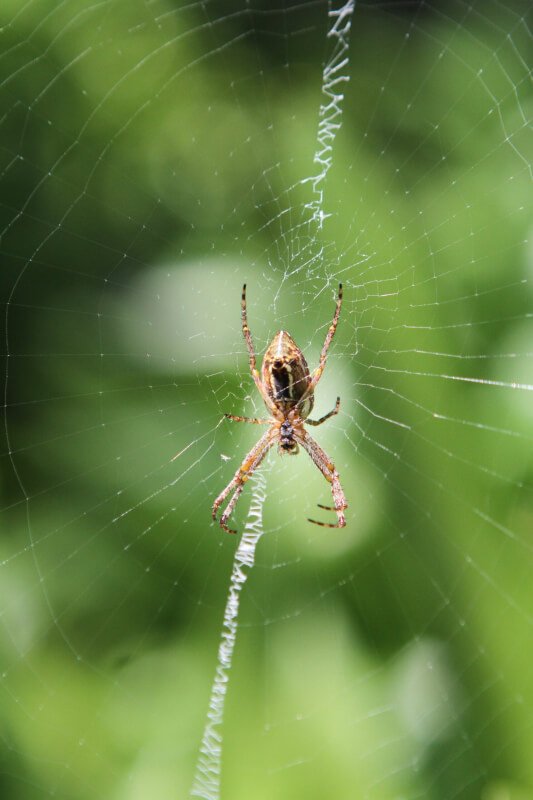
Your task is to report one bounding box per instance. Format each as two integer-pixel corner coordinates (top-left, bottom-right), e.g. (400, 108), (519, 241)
(298, 429), (348, 529)
(308, 502), (347, 528)
(307, 514), (346, 529)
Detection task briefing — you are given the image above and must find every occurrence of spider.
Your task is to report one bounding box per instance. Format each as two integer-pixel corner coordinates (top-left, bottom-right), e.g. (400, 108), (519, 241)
(212, 283), (347, 534)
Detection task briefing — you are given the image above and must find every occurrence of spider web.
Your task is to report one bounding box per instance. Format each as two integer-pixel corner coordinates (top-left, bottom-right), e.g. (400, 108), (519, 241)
(0, 1), (532, 799)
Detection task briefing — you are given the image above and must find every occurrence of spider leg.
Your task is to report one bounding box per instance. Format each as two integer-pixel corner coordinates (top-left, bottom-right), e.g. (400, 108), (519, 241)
(307, 283), (343, 395)
(212, 427), (275, 534)
(225, 413), (270, 424)
(218, 484), (246, 534)
(297, 429), (347, 528)
(241, 283), (257, 372)
(306, 397), (340, 427)
(241, 284), (278, 414)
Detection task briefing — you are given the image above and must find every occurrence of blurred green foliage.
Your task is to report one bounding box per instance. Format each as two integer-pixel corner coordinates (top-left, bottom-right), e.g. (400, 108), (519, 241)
(0, 1), (532, 799)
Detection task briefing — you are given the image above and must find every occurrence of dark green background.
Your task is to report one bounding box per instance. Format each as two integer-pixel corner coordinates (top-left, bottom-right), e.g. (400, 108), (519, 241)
(0, 1), (531, 798)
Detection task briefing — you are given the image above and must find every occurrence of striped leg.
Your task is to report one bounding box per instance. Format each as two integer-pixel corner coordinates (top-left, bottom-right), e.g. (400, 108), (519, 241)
(212, 428), (275, 533)
(298, 430), (347, 528)
(308, 283), (343, 392)
(241, 284), (276, 413)
(225, 414), (270, 424)
(306, 397), (340, 427)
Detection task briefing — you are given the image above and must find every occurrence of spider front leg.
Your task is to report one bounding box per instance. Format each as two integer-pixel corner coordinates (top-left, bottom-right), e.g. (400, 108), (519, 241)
(241, 284), (277, 415)
(298, 429), (347, 528)
(307, 283), (343, 394)
(212, 428), (275, 534)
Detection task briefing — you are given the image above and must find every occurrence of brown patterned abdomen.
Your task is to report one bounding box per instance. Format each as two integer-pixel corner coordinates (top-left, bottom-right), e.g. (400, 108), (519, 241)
(261, 330), (314, 418)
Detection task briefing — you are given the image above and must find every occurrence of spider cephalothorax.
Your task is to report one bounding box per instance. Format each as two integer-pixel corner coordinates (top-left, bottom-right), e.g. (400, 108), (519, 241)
(212, 284), (347, 534)
(279, 419), (298, 454)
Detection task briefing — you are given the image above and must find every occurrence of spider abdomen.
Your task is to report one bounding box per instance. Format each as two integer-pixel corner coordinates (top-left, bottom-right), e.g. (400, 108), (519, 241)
(262, 330), (314, 418)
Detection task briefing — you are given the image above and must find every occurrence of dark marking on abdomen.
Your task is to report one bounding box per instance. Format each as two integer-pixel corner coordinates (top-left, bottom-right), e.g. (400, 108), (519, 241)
(272, 363), (293, 402)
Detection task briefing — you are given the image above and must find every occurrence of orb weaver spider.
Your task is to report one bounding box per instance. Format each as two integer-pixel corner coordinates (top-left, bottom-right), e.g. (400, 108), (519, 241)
(212, 284), (347, 534)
